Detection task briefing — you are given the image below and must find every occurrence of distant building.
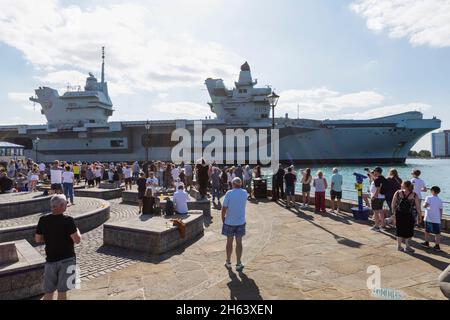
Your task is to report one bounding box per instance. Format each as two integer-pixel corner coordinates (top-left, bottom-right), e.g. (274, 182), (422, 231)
(0, 141), (25, 165)
(432, 130), (450, 158)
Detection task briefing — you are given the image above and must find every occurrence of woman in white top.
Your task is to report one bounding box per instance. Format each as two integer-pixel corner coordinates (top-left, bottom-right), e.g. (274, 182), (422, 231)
(62, 165), (75, 204)
(313, 171), (328, 213)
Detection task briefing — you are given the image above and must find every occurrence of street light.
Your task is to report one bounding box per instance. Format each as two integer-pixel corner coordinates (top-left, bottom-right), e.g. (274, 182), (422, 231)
(144, 120), (151, 163)
(33, 137), (40, 162)
(267, 91), (280, 129)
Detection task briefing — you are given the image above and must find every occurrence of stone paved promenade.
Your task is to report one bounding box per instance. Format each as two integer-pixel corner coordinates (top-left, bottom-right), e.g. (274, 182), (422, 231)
(64, 198), (449, 300)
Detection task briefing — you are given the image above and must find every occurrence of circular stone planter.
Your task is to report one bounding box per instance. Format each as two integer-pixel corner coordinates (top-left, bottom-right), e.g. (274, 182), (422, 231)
(0, 197), (110, 243)
(0, 193), (52, 220)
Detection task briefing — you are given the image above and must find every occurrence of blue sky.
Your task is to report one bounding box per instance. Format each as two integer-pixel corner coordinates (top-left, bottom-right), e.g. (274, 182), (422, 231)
(1, 0), (449, 150)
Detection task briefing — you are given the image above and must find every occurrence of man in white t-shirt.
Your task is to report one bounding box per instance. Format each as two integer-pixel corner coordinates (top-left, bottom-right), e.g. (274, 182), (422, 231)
(146, 172), (159, 195)
(421, 186), (443, 251)
(50, 161), (63, 194)
(411, 169), (427, 225)
(173, 184), (189, 215)
(171, 166), (180, 183)
(122, 165), (133, 190)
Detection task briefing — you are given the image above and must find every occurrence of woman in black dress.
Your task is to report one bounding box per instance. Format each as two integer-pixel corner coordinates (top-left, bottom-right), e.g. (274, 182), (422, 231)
(392, 181), (421, 253)
(137, 172), (147, 213)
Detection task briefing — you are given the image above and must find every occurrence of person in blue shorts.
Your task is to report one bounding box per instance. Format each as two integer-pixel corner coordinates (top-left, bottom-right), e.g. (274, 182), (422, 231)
(422, 186), (444, 251)
(221, 177), (248, 271)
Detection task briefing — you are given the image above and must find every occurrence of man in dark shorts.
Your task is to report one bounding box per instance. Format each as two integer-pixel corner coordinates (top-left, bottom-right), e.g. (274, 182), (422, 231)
(273, 164), (285, 201)
(330, 168), (343, 213)
(370, 167), (387, 231)
(284, 167), (297, 208)
(35, 195), (81, 300)
(50, 160), (63, 194)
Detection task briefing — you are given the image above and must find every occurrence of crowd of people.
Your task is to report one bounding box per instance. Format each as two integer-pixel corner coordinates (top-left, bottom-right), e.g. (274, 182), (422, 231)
(272, 165), (444, 252)
(2, 157), (446, 299)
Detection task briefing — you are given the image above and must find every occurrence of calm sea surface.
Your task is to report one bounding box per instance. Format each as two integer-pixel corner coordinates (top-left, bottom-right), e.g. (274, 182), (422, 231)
(263, 158), (449, 213)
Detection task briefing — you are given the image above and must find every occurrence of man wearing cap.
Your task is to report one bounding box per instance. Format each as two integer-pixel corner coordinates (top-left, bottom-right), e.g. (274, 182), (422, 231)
(370, 167), (387, 231)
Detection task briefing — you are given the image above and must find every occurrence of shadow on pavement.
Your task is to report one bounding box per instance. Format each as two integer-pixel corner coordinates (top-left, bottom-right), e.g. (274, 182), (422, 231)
(227, 269), (262, 300)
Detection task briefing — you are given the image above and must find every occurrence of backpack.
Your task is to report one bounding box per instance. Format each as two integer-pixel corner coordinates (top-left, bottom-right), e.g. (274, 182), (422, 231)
(165, 198), (175, 216)
(396, 191), (413, 214)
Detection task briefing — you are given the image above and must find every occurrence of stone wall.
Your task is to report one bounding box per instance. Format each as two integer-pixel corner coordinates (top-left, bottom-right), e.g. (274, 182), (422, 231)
(0, 240), (45, 300)
(103, 211), (204, 255)
(0, 196), (52, 219)
(122, 191), (139, 204)
(74, 188), (122, 200)
(0, 205), (110, 243)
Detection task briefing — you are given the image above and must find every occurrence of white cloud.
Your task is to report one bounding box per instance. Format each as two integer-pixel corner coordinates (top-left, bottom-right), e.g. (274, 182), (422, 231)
(0, 0), (242, 93)
(340, 102), (432, 119)
(7, 92), (38, 112)
(351, 0), (450, 47)
(7, 92), (30, 103)
(278, 87), (385, 116)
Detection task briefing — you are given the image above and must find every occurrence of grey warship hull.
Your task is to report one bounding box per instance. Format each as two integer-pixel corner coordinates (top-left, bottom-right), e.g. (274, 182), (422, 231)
(0, 111), (440, 164)
(0, 53), (441, 164)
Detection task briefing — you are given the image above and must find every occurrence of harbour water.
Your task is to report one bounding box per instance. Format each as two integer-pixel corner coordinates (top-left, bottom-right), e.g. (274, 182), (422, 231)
(264, 158), (449, 212)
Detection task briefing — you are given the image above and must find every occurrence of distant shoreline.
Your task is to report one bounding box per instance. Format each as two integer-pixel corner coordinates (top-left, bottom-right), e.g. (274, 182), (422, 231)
(407, 157), (449, 160)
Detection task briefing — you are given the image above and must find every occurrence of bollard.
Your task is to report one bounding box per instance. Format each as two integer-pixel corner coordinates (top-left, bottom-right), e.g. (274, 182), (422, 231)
(351, 172), (370, 220)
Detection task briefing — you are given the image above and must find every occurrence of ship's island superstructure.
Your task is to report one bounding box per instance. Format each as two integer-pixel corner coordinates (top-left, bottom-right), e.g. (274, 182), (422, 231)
(0, 49), (441, 164)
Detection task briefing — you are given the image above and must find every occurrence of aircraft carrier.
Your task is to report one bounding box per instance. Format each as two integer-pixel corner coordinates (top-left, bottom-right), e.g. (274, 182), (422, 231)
(0, 49), (441, 164)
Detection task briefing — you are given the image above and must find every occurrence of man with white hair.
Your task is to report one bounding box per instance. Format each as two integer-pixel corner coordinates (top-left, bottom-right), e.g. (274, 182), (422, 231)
(221, 177), (248, 271)
(35, 195), (81, 300)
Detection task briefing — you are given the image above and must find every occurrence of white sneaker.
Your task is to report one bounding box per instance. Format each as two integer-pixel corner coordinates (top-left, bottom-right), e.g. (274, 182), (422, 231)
(224, 261), (232, 269)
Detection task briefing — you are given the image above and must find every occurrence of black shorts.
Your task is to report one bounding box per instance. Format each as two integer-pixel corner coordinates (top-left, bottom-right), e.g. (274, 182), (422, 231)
(74, 174), (80, 180)
(330, 190), (342, 200)
(125, 177), (132, 184)
(302, 184), (311, 193)
(51, 183), (62, 191)
(371, 198), (385, 211)
(88, 179), (95, 186)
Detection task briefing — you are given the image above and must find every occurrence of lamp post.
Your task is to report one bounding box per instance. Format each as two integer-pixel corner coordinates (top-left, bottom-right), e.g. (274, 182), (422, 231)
(33, 137), (40, 163)
(267, 91), (280, 129)
(144, 120), (151, 163)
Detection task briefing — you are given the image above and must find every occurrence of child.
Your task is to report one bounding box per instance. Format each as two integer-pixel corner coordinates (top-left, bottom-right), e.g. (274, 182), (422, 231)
(422, 186), (443, 251)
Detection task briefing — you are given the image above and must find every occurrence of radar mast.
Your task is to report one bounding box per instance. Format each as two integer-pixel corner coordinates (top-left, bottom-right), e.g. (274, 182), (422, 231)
(101, 46), (105, 84)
